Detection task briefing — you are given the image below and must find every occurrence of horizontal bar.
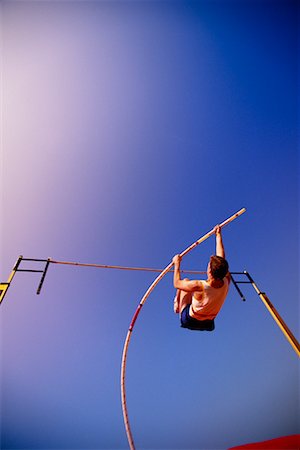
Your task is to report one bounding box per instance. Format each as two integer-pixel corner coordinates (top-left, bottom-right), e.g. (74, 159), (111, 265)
(16, 269), (44, 273)
(21, 258), (49, 263)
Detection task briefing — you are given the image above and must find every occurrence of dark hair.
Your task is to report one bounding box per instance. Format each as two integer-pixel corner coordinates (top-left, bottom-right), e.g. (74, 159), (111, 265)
(209, 255), (229, 280)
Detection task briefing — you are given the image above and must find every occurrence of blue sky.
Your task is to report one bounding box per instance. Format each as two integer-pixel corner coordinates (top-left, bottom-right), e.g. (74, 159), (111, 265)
(0, 1), (299, 449)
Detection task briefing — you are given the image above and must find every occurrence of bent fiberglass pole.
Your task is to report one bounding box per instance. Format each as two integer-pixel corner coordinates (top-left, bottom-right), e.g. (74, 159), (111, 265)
(120, 207), (246, 450)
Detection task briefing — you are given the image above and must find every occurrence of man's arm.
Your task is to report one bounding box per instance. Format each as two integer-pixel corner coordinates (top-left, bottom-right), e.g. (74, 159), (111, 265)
(214, 225), (231, 283)
(172, 255), (202, 292)
(214, 225), (225, 258)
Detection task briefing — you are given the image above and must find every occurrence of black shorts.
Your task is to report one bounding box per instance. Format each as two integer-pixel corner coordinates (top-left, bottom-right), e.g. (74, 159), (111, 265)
(180, 305), (215, 331)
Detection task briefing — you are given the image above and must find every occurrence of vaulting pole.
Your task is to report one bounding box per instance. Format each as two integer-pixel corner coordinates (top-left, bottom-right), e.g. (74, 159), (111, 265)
(120, 208), (246, 450)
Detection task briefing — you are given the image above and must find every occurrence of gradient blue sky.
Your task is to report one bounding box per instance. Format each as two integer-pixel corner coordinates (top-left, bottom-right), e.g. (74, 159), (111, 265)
(0, 1), (299, 449)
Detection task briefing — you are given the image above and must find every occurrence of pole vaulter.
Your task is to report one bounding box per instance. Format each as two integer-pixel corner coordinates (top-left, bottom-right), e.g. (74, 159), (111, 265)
(120, 208), (246, 450)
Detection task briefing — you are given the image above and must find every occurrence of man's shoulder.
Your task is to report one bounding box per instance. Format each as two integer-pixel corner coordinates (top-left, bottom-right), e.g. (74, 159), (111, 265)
(196, 279), (205, 289)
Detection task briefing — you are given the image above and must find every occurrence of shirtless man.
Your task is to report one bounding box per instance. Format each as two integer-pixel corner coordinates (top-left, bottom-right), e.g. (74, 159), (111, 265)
(173, 225), (230, 331)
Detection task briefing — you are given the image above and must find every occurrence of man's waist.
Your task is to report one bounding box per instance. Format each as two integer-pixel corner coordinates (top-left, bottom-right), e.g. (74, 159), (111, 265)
(189, 305), (216, 321)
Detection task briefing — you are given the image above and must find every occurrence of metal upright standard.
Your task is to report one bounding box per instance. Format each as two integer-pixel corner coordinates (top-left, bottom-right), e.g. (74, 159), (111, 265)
(0, 256), (22, 304)
(0, 256), (51, 304)
(231, 271), (300, 357)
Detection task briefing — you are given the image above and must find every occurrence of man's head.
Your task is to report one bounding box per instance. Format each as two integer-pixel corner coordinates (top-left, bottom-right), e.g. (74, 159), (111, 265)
(208, 255), (229, 280)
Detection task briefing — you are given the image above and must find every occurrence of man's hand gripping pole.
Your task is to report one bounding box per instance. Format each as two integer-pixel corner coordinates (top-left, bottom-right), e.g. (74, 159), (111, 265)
(179, 207), (246, 259)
